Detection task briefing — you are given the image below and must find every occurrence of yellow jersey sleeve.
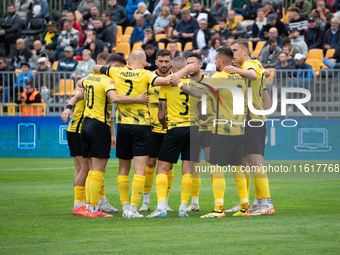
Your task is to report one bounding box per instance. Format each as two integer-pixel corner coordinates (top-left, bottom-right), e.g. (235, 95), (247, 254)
(67, 88), (85, 133)
(108, 66), (119, 82)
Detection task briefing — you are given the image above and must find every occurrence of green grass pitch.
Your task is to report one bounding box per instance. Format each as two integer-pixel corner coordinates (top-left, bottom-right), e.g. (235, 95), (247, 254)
(1, 158), (339, 254)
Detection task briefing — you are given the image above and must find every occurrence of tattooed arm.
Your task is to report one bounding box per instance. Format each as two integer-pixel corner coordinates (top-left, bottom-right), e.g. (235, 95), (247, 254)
(170, 74), (206, 99)
(158, 99), (167, 130)
(110, 111), (116, 149)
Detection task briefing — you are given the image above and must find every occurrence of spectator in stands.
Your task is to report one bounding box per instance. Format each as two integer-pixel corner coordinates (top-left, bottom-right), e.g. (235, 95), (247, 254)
(261, 13), (287, 39)
(153, 0), (173, 19)
(226, 10), (247, 38)
(218, 18), (233, 43)
(210, 0), (228, 23)
(288, 7), (308, 32)
(106, 0), (127, 28)
(0, 57), (15, 100)
(65, 12), (83, 47)
(144, 44), (158, 70)
(179, 0), (193, 12)
(55, 20), (80, 60)
(142, 28), (158, 49)
(159, 15), (178, 48)
(94, 17), (114, 47)
(57, 46), (77, 80)
(203, 37), (222, 71)
(259, 37), (282, 68)
(89, 41), (99, 60)
(31, 0), (50, 22)
(11, 39), (32, 70)
(323, 39), (340, 70)
(130, 2), (154, 27)
(101, 11), (118, 47)
(173, 8), (199, 47)
(173, 4), (182, 20)
(192, 1), (216, 29)
(35, 57), (57, 103)
(249, 8), (266, 44)
(304, 17), (324, 50)
(324, 12), (334, 32)
(334, 0), (340, 19)
(225, 36), (235, 47)
(75, 0), (100, 24)
(71, 49), (95, 79)
(275, 52), (293, 79)
(118, 0), (128, 7)
(130, 15), (151, 44)
(102, 43), (112, 53)
(323, 18), (340, 53)
(282, 37), (299, 59)
(190, 19), (211, 56)
(15, 0), (32, 19)
(308, 11), (325, 31)
(42, 21), (60, 52)
(126, 0), (145, 21)
(262, 1), (275, 17)
(312, 0), (331, 21)
(264, 27), (283, 48)
(75, 30), (103, 56)
(290, 28), (308, 57)
(29, 40), (49, 70)
(15, 62), (34, 90)
(291, 0), (312, 18)
(81, 5), (100, 30)
(15, 81), (44, 116)
(282, 46), (296, 65)
(169, 41), (182, 59)
(0, 4), (22, 58)
(231, 0), (249, 15)
(52, 0), (81, 29)
(242, 0), (261, 21)
(154, 6), (171, 34)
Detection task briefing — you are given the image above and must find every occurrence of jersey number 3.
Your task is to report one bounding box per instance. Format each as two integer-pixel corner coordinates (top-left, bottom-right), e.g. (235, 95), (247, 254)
(179, 92), (189, 116)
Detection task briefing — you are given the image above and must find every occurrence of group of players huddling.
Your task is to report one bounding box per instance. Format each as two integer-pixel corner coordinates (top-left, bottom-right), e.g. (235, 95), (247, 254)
(61, 39), (275, 218)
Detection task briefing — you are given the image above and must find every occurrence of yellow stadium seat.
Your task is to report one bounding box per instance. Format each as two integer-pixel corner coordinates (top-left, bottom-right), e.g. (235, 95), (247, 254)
(210, 25), (219, 31)
(52, 61), (58, 71)
(166, 42), (182, 51)
(53, 79), (76, 96)
(158, 42), (165, 49)
(116, 43), (131, 58)
(252, 50), (261, 58)
(254, 41), (266, 52)
(325, 49), (335, 58)
(305, 59), (320, 76)
(120, 34), (131, 44)
(267, 68), (275, 78)
(235, 16), (243, 22)
(15, 69), (22, 76)
(124, 26), (134, 35)
(116, 25), (123, 44)
(248, 41), (253, 52)
(183, 42), (193, 52)
(155, 34), (166, 42)
(132, 42), (143, 51)
(307, 49), (323, 62)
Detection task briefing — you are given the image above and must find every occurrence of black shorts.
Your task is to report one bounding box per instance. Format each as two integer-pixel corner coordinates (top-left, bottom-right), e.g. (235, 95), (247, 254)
(66, 131), (82, 157)
(243, 121), (267, 156)
(209, 134), (244, 166)
(116, 124), (151, 160)
(199, 131), (212, 148)
(149, 132), (165, 158)
(158, 126), (200, 164)
(81, 118), (111, 159)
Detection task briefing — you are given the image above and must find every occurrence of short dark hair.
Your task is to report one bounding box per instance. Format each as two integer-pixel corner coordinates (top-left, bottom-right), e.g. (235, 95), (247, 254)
(194, 0), (201, 5)
(219, 18), (226, 23)
(231, 38), (250, 54)
(268, 37), (277, 44)
(64, 20), (73, 26)
(186, 52), (202, 63)
(97, 52), (110, 63)
(280, 52), (288, 57)
(290, 7), (300, 14)
(26, 81), (34, 88)
(95, 17), (103, 22)
(87, 30), (97, 37)
(281, 37), (291, 46)
(211, 38), (221, 48)
(156, 49), (172, 59)
(102, 11), (111, 18)
(106, 53), (127, 65)
(308, 12), (319, 19)
(145, 44), (155, 51)
(216, 47), (233, 62)
(0, 57), (7, 63)
(7, 3), (14, 8)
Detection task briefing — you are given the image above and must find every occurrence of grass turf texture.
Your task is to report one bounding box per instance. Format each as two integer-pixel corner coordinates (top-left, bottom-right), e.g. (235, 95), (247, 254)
(1, 158), (339, 254)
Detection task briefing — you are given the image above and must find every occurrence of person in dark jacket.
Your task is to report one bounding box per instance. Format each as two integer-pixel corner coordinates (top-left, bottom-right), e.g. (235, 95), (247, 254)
(0, 4), (22, 57)
(190, 19), (211, 56)
(144, 44), (158, 70)
(0, 57), (15, 102)
(42, 21), (61, 52)
(94, 17), (114, 46)
(304, 17), (324, 50)
(191, 1), (216, 29)
(52, 0), (81, 25)
(106, 0), (128, 28)
(11, 39), (32, 69)
(249, 8), (266, 44)
(141, 28), (159, 49)
(129, 15), (151, 44)
(101, 11), (118, 47)
(57, 46), (78, 79)
(174, 8), (199, 48)
(260, 14), (287, 39)
(231, 0), (250, 15)
(323, 18), (340, 53)
(210, 0), (228, 23)
(242, 0), (261, 20)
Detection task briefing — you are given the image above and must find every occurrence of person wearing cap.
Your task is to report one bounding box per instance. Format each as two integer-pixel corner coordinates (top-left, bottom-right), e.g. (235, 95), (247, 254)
(290, 28), (308, 57)
(55, 19), (80, 60)
(42, 21), (61, 52)
(288, 7), (308, 32)
(34, 57), (57, 103)
(291, 0), (312, 18)
(226, 10), (247, 38)
(14, 62), (34, 91)
(57, 46), (78, 80)
(189, 18), (211, 56)
(323, 18), (340, 53)
(259, 37), (282, 68)
(11, 38), (32, 70)
(261, 13), (287, 39)
(304, 17), (324, 50)
(15, 81), (44, 116)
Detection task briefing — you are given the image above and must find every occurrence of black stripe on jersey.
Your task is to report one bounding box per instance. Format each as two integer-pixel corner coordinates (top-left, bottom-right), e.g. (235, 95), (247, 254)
(151, 76), (158, 86)
(101, 66), (110, 76)
(246, 79), (251, 121)
(106, 89), (116, 95)
(215, 91), (220, 134)
(159, 98), (166, 101)
(76, 106), (85, 133)
(104, 94), (108, 126)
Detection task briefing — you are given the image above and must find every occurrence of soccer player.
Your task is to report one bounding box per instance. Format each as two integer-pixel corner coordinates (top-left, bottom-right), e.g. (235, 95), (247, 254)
(226, 39), (275, 216)
(94, 51), (196, 218)
(146, 56), (201, 218)
(139, 49), (175, 212)
(61, 52), (125, 216)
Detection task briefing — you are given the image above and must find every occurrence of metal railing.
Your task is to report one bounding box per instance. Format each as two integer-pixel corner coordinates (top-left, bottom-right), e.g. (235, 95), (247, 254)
(0, 68), (339, 118)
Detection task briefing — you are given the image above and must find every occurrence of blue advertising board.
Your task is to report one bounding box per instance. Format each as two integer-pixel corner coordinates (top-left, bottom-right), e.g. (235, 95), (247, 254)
(0, 117), (339, 160)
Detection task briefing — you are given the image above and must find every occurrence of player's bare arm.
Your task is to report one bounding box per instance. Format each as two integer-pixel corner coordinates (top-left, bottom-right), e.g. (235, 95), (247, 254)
(224, 65), (257, 80)
(92, 65), (103, 74)
(264, 69), (270, 78)
(110, 111), (116, 150)
(107, 90), (149, 105)
(77, 77), (86, 88)
(262, 89), (272, 119)
(158, 99), (167, 130)
(61, 91), (85, 122)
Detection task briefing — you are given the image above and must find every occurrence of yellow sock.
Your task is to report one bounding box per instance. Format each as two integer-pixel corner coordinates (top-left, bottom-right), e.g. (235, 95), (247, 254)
(117, 175), (129, 206)
(85, 170), (92, 204)
(232, 165), (248, 205)
(166, 168), (174, 198)
(244, 169), (251, 200)
(254, 177), (262, 200)
(191, 163), (201, 200)
(131, 175), (145, 207)
(156, 174), (168, 204)
(181, 174), (192, 205)
(253, 167), (270, 198)
(99, 178), (105, 200)
(144, 166), (155, 193)
(89, 171), (104, 206)
(209, 163), (225, 211)
(74, 186), (85, 204)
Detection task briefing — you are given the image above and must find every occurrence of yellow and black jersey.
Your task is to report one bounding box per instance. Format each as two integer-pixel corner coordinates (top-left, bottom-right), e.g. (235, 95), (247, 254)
(67, 89), (85, 133)
(159, 78), (199, 130)
(148, 70), (171, 134)
(82, 73), (115, 126)
(104, 67), (157, 126)
(241, 59), (266, 122)
(210, 71), (247, 136)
